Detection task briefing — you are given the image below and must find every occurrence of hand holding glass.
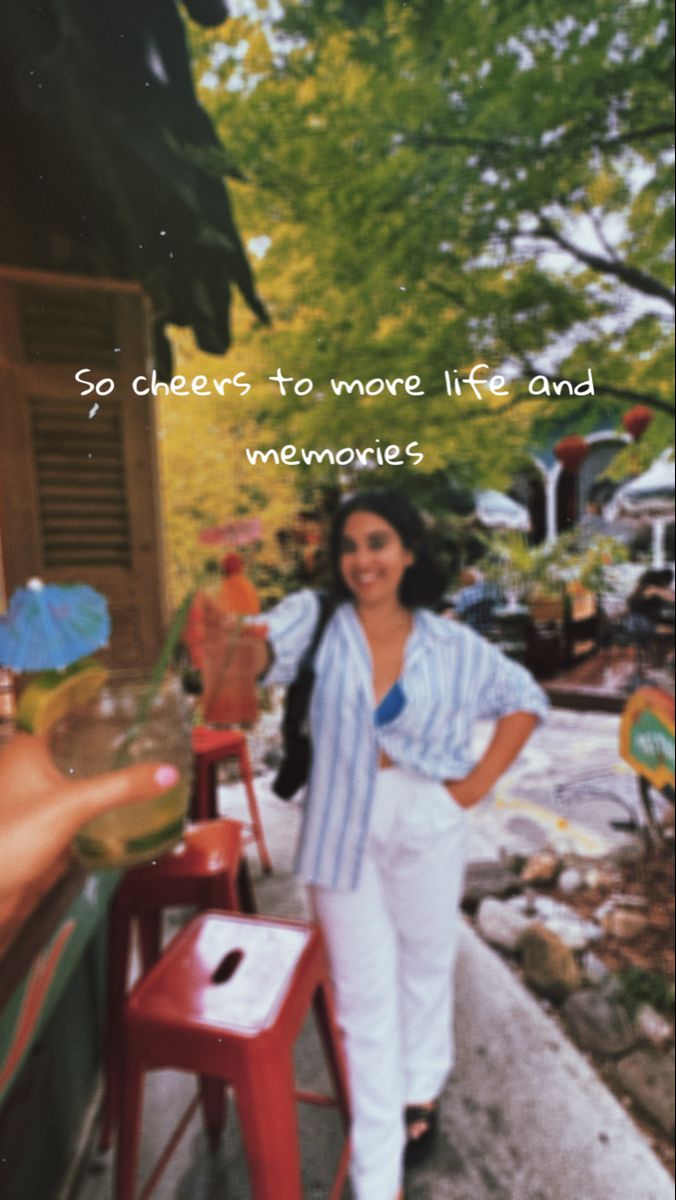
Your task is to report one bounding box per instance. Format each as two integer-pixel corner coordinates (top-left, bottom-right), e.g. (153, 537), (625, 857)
(48, 672), (193, 868)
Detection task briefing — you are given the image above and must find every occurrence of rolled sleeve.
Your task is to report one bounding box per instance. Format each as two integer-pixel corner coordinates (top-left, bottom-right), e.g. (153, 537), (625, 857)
(257, 589), (320, 686)
(474, 636), (549, 724)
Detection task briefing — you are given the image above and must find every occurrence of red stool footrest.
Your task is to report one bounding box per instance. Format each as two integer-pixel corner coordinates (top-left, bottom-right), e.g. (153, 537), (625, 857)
(115, 912), (351, 1200)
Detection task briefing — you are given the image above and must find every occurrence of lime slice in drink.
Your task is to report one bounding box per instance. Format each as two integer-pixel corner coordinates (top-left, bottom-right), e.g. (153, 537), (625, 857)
(17, 658), (109, 735)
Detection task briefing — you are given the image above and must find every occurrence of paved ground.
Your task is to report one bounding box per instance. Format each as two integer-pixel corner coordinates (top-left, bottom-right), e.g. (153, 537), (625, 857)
(73, 709), (674, 1200)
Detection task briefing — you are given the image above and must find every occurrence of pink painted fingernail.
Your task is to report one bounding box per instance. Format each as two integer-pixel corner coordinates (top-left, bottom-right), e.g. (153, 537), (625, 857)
(154, 765), (179, 787)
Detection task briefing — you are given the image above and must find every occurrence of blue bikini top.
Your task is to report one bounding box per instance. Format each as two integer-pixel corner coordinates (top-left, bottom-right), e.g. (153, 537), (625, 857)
(374, 680), (406, 726)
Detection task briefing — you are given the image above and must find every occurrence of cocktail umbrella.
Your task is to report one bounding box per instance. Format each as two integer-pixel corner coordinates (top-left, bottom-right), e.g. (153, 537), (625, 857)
(0, 579), (110, 671)
(606, 453), (675, 567)
(475, 490), (531, 533)
(198, 517), (263, 547)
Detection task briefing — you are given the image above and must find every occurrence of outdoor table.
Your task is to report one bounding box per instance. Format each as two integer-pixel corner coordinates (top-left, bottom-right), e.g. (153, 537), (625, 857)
(492, 603), (530, 662)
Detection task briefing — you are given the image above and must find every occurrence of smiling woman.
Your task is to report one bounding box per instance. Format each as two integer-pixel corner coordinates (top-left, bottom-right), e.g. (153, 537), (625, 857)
(339, 509), (414, 615)
(236, 488), (548, 1200)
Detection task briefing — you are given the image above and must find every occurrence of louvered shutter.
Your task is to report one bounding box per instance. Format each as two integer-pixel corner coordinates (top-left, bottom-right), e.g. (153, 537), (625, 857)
(0, 266), (167, 667)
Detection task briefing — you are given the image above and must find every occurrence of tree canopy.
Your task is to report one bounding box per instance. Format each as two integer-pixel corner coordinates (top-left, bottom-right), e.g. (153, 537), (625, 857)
(158, 0), (674, 591)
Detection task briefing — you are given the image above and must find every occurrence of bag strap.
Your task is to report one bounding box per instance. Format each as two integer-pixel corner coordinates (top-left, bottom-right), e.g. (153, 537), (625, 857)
(299, 590), (335, 672)
(279, 591), (335, 739)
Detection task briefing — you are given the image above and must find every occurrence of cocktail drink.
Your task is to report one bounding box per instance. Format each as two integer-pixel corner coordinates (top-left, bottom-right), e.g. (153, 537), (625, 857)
(201, 606), (268, 725)
(48, 671), (192, 868)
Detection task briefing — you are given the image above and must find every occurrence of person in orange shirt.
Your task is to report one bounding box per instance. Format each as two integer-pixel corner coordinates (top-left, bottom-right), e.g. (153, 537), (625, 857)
(183, 560), (222, 672)
(182, 554), (262, 718)
(219, 553), (261, 616)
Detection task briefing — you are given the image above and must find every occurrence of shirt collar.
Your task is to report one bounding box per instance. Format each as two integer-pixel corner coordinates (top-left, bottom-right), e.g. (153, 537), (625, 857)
(335, 602), (374, 702)
(335, 603), (435, 705)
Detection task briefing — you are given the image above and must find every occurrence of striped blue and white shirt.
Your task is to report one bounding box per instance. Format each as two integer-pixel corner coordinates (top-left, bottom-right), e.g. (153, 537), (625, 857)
(262, 589), (548, 892)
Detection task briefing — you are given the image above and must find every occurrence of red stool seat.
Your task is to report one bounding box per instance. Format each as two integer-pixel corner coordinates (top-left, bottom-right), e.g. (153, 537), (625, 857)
(100, 819), (255, 1151)
(115, 912), (351, 1200)
(191, 726), (272, 874)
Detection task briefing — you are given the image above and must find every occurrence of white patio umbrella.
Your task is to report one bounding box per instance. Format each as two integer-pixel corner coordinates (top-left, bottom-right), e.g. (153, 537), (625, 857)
(606, 452), (675, 567)
(475, 489), (531, 532)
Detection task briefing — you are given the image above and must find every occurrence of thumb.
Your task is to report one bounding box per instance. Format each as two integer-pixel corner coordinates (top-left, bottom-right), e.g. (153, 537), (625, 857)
(54, 762), (181, 831)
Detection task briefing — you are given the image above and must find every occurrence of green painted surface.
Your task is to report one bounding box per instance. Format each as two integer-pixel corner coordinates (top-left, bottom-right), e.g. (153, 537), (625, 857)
(0, 925), (107, 1200)
(629, 710), (675, 778)
(0, 870), (119, 1105)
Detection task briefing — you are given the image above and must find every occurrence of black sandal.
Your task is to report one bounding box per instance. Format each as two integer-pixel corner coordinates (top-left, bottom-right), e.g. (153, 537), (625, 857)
(404, 1102), (439, 1168)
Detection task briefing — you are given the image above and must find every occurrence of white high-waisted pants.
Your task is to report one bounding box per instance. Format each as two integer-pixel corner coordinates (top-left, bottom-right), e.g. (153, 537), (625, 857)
(311, 765), (469, 1200)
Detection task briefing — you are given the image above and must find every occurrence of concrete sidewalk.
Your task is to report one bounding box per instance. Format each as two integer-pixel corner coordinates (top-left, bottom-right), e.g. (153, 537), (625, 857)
(73, 710), (673, 1200)
(413, 922), (673, 1200)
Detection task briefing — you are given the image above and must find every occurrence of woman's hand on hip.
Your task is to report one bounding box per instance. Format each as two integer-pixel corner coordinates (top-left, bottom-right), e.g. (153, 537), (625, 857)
(445, 711), (539, 811)
(445, 775), (484, 809)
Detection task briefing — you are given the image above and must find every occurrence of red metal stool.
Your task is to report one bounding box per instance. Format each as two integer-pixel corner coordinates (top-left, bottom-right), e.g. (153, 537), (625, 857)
(100, 819), (256, 1151)
(115, 912), (351, 1200)
(191, 726), (273, 874)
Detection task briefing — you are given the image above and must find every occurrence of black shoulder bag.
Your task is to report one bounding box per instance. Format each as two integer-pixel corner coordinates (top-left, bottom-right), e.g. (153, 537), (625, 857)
(272, 592), (335, 800)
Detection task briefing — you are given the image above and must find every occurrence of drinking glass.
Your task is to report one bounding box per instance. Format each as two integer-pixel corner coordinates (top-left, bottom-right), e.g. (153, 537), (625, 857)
(49, 671), (192, 869)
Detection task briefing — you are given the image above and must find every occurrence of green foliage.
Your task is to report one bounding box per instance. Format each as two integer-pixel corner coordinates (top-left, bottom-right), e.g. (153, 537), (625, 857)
(616, 968), (675, 1020)
(161, 0), (676, 603)
(187, 0), (673, 488)
(481, 529), (628, 599)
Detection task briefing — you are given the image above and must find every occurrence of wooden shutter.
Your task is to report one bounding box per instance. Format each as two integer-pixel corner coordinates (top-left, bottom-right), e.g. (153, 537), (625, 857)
(0, 266), (167, 667)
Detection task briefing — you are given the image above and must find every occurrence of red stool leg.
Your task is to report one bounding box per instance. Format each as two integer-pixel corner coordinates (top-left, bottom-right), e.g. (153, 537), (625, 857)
(99, 897), (133, 1151)
(199, 1076), (228, 1149)
(207, 869), (240, 911)
(313, 982), (351, 1131)
(191, 756), (215, 822)
(237, 741), (273, 874)
(114, 1043), (146, 1200)
(236, 1054), (303, 1200)
(137, 910), (163, 974)
(236, 857), (258, 914)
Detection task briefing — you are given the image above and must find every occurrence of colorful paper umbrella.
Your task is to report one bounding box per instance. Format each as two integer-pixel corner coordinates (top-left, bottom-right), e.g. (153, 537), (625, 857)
(198, 517), (262, 547)
(0, 579), (110, 671)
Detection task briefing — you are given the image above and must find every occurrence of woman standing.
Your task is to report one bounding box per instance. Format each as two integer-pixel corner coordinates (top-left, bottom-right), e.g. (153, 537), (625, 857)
(256, 490), (547, 1200)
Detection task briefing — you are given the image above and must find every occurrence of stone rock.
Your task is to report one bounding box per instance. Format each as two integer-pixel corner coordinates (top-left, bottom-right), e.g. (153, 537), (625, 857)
(616, 1047), (675, 1135)
(520, 848), (560, 885)
(507, 893), (602, 950)
(585, 864), (622, 890)
(601, 909), (650, 941)
(610, 839), (645, 866)
(594, 899), (613, 922)
(608, 892), (648, 909)
(561, 988), (636, 1057)
(476, 897), (533, 952)
(519, 924), (581, 1000)
(558, 867), (584, 894)
(635, 1004), (674, 1048)
(462, 860), (521, 911)
(581, 951), (610, 985)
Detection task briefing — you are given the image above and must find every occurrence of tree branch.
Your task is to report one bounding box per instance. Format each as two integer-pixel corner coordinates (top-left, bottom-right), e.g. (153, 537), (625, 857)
(422, 387), (541, 420)
(602, 122), (675, 148)
(590, 382), (675, 417)
(401, 132), (523, 154)
(400, 122), (674, 159)
(535, 219), (675, 307)
(427, 279), (467, 305)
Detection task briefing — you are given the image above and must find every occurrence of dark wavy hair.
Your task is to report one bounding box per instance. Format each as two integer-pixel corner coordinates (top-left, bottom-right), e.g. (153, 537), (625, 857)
(328, 489), (447, 609)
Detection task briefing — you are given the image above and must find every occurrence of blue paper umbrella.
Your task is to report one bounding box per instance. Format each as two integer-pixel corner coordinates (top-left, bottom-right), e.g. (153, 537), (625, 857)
(0, 579), (111, 671)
